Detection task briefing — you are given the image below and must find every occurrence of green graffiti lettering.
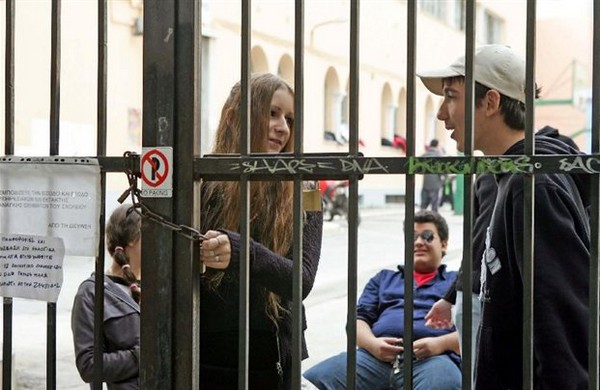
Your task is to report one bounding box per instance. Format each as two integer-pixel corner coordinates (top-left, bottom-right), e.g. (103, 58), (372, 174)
(408, 158), (470, 174)
(476, 157), (533, 174)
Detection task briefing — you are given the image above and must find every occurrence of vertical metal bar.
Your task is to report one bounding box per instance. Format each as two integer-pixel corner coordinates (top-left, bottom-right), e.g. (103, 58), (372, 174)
(5, 0), (14, 155)
(49, 0), (61, 156)
(461, 1), (476, 388)
(2, 298), (12, 390)
(97, 0), (107, 157)
(238, 174), (250, 390)
(46, 305), (57, 390)
(238, 1), (251, 388)
(293, 1), (304, 154)
(522, 1), (536, 389)
(92, 1), (108, 389)
(3, 1), (15, 389)
(291, 1), (305, 389)
(403, 1), (416, 388)
(193, 2), (203, 388)
(588, 2), (600, 389)
(346, 1), (359, 389)
(141, 1), (175, 388)
(47, 1), (62, 388)
(173, 0), (200, 388)
(291, 179), (303, 389)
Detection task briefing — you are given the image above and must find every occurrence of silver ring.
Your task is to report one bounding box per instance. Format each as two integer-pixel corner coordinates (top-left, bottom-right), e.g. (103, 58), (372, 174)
(215, 255), (220, 262)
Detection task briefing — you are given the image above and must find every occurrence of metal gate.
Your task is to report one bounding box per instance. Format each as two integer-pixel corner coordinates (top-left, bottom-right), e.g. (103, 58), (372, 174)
(2, 1), (600, 390)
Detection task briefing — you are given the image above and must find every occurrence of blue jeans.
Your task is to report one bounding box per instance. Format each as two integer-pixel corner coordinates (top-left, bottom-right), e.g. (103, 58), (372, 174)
(304, 348), (461, 390)
(454, 291), (481, 376)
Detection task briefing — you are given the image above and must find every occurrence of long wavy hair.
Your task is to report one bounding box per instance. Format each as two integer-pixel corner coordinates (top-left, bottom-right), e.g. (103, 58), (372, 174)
(202, 73), (295, 324)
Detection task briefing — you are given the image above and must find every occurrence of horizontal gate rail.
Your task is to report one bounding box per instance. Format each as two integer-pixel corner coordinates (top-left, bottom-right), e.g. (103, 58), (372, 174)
(4, 153), (596, 178)
(194, 154), (600, 180)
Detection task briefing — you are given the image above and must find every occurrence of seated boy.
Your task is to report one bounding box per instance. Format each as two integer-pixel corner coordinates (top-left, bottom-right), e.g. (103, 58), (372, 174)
(304, 210), (461, 390)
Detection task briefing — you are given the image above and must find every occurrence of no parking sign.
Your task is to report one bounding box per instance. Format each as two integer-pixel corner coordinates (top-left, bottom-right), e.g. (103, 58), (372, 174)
(141, 147), (173, 198)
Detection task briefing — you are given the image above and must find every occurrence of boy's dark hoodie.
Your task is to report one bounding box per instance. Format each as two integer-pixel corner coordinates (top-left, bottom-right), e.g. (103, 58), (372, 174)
(475, 127), (591, 390)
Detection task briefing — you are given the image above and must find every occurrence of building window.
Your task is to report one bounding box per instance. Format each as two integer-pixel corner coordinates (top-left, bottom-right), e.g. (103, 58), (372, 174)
(484, 10), (503, 43)
(420, 0), (447, 20)
(454, 0), (466, 31)
(324, 68), (347, 144)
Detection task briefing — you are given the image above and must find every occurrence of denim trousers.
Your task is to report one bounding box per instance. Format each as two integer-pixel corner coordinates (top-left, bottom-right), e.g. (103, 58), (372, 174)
(453, 291), (481, 376)
(303, 348), (461, 390)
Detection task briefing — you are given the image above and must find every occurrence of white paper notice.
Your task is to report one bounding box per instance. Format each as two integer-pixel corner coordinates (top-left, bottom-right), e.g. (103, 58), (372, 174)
(0, 160), (100, 256)
(0, 234), (65, 302)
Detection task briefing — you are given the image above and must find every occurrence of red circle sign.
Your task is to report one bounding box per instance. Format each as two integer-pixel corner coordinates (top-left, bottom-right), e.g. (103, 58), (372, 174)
(141, 149), (169, 187)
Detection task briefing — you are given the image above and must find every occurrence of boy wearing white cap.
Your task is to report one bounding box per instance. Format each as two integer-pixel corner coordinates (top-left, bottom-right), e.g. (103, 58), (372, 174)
(418, 45), (591, 389)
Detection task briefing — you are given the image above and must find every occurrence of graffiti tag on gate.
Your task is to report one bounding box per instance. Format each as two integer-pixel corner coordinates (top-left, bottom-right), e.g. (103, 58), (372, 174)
(235, 157), (389, 175)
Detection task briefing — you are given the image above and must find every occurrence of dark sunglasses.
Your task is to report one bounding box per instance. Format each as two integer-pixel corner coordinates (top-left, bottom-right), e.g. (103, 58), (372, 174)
(414, 230), (435, 243)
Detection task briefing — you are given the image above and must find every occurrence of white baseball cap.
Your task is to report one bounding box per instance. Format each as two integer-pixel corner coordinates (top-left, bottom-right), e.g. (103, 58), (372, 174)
(417, 44), (526, 104)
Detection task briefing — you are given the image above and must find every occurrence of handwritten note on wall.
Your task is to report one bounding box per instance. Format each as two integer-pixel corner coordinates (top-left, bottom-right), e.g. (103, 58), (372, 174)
(0, 234), (65, 302)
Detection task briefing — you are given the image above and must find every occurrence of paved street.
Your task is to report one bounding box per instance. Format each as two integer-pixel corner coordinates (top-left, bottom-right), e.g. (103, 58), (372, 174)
(1, 205), (464, 389)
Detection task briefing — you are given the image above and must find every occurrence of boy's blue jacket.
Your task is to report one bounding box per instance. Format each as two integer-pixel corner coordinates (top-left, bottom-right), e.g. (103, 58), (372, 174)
(357, 264), (460, 365)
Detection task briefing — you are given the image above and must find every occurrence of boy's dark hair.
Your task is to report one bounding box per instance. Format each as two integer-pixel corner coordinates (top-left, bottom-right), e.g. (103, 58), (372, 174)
(414, 210), (449, 243)
(444, 76), (541, 130)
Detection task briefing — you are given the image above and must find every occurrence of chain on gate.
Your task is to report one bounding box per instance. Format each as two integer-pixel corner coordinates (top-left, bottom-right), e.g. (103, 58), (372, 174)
(118, 151), (206, 244)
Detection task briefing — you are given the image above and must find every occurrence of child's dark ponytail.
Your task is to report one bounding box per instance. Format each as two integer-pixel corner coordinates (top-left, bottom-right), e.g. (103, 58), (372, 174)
(106, 205), (142, 303)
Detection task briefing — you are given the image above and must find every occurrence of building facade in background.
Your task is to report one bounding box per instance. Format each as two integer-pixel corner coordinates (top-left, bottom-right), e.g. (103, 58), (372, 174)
(0, 0), (592, 206)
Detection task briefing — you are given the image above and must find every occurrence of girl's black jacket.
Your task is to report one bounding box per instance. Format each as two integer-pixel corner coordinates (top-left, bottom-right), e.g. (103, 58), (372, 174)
(199, 208), (323, 390)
